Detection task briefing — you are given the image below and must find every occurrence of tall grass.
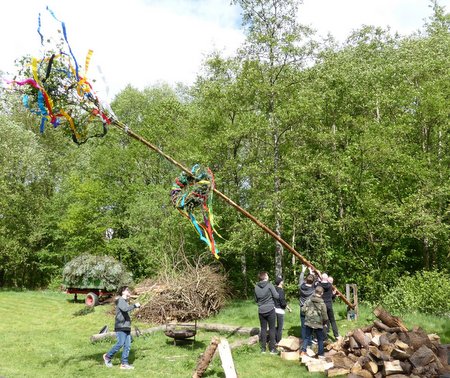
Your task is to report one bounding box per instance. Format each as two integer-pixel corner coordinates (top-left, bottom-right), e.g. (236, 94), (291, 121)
(0, 291), (448, 377)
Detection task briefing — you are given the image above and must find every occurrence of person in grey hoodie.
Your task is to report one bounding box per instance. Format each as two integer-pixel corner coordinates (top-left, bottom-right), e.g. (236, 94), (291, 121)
(254, 271), (279, 354)
(103, 286), (140, 370)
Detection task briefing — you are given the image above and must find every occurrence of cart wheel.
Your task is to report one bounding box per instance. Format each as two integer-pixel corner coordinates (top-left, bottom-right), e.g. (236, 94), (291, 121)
(85, 292), (99, 307)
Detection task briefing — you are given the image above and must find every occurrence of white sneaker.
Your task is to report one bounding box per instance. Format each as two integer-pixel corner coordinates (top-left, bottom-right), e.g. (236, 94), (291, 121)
(103, 354), (112, 368)
(120, 364), (135, 370)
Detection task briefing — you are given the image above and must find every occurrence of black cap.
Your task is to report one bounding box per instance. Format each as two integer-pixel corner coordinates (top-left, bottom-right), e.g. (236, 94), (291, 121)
(275, 276), (283, 285)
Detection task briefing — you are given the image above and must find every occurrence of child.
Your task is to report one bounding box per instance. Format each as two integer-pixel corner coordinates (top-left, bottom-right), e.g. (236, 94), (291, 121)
(300, 285), (328, 358)
(103, 286), (140, 369)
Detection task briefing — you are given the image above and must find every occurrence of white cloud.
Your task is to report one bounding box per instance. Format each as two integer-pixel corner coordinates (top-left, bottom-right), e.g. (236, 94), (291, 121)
(1, 0), (448, 100)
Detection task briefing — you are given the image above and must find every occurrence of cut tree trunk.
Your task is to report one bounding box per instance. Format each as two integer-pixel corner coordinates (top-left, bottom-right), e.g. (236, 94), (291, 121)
(196, 323), (259, 336)
(373, 306), (408, 332)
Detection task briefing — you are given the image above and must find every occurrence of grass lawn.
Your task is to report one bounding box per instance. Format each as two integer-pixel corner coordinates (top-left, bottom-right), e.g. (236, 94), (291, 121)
(0, 290), (448, 377)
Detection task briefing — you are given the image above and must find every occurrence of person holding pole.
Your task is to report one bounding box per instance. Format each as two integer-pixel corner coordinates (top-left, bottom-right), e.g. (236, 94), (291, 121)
(103, 286), (140, 370)
(299, 265), (316, 342)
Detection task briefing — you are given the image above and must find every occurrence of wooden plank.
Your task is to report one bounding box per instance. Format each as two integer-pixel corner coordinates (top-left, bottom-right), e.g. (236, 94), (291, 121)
(217, 338), (237, 378)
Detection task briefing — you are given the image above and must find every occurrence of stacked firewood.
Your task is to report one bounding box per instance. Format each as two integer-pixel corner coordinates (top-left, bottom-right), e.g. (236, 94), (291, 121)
(303, 305), (449, 377)
(133, 264), (229, 323)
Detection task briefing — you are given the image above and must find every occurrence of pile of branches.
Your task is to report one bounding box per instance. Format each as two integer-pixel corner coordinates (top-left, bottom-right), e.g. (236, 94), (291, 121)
(134, 263), (228, 323)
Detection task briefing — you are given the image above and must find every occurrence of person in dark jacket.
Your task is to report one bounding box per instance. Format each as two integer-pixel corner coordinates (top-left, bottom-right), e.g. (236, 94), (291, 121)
(274, 276), (288, 343)
(299, 265), (316, 341)
(254, 271), (279, 354)
(317, 274), (339, 340)
(103, 286), (140, 370)
(300, 286), (328, 358)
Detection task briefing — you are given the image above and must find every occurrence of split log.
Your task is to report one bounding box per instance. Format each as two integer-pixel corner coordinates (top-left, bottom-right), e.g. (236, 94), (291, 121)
(383, 360), (403, 375)
(331, 354), (355, 369)
(280, 351), (300, 361)
(350, 361), (363, 374)
(277, 336), (300, 351)
(196, 323), (259, 336)
(192, 337), (220, 378)
(349, 336), (359, 350)
(349, 370), (373, 378)
(373, 306), (408, 332)
(327, 367), (350, 377)
(391, 348), (412, 360)
(306, 360), (334, 373)
(363, 361), (378, 375)
(401, 328), (434, 351)
(90, 325), (165, 342)
(394, 339), (410, 350)
(409, 345), (437, 368)
(353, 328), (370, 348)
(364, 360), (379, 375)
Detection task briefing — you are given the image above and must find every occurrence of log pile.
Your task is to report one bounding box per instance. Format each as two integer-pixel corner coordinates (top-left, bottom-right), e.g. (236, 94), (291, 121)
(134, 264), (229, 323)
(309, 306), (450, 377)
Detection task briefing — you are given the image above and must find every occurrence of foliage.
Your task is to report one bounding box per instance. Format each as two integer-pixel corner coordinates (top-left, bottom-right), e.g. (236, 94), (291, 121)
(381, 269), (450, 317)
(62, 253), (133, 291)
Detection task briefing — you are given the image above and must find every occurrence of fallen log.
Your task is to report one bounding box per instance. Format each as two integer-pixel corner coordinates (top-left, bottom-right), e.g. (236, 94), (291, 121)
(90, 325), (165, 342)
(228, 335), (259, 350)
(196, 323), (259, 336)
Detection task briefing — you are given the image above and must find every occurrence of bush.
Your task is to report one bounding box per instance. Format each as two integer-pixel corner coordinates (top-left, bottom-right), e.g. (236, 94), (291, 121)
(381, 269), (450, 317)
(62, 254), (133, 291)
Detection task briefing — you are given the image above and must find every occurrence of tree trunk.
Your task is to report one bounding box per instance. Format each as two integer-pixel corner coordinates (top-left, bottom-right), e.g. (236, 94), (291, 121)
(196, 323), (259, 336)
(373, 306), (408, 332)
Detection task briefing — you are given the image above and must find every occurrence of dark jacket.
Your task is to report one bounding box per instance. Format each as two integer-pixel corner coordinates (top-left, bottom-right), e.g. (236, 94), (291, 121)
(304, 295), (328, 329)
(317, 281), (333, 305)
(274, 287), (287, 309)
(114, 296), (137, 332)
(299, 271), (315, 307)
(254, 280), (279, 314)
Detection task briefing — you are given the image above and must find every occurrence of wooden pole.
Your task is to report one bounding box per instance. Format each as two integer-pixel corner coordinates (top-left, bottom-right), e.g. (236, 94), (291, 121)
(112, 120), (354, 308)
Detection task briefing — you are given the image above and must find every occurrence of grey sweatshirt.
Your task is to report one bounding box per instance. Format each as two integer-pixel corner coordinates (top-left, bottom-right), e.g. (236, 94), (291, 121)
(114, 296), (137, 332)
(254, 280), (279, 314)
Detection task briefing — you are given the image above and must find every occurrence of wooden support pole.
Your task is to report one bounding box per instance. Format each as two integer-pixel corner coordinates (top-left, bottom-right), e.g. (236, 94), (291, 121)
(192, 337), (220, 378)
(112, 120), (354, 308)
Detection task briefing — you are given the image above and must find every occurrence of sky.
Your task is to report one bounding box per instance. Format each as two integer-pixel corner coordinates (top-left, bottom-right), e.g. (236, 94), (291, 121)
(0, 0), (448, 101)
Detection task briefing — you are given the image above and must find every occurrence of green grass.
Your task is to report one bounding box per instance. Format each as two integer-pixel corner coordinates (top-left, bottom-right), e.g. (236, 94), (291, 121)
(0, 291), (448, 377)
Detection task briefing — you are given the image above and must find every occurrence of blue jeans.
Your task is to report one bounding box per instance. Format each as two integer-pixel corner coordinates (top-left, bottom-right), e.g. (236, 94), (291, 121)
(106, 331), (131, 364)
(302, 326), (324, 356)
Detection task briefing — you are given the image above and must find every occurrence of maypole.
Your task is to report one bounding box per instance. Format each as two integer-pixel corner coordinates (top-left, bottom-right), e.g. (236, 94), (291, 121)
(7, 7), (354, 308)
(114, 120), (354, 308)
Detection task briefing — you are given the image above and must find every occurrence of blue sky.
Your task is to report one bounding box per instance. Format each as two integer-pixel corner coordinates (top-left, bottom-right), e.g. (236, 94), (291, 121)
(1, 0), (448, 100)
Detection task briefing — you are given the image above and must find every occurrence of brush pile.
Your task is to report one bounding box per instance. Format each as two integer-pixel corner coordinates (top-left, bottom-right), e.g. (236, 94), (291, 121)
(133, 264), (228, 323)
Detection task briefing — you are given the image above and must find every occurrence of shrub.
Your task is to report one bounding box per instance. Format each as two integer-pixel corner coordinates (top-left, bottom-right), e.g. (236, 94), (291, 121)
(62, 254), (133, 292)
(381, 269), (450, 317)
